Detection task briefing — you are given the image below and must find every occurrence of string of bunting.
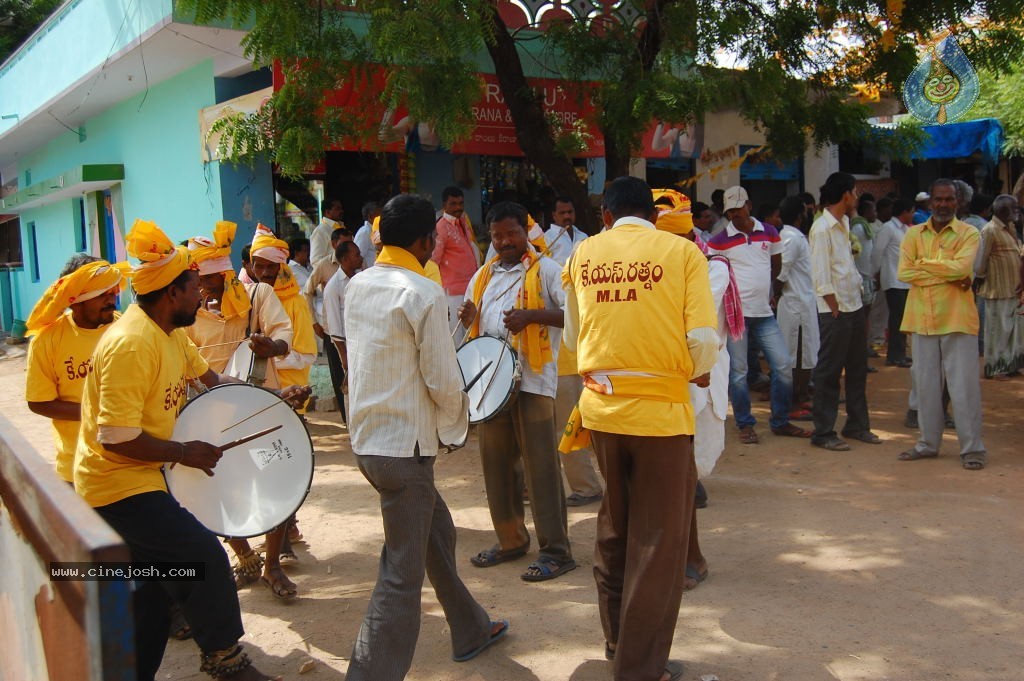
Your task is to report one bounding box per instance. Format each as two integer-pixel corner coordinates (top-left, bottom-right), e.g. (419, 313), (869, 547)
(673, 144), (768, 188)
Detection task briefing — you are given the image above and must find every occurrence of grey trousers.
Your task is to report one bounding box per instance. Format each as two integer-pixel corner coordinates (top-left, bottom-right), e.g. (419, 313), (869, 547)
(478, 391), (572, 562)
(555, 374), (604, 497)
(347, 454), (492, 681)
(910, 333), (986, 461)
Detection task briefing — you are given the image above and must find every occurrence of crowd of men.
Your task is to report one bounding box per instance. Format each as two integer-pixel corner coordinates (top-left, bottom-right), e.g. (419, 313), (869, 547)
(20, 171), (1021, 681)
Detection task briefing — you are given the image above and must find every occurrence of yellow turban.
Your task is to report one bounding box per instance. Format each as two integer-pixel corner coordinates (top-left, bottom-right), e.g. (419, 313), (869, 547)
(188, 221), (237, 276)
(371, 215), (382, 246)
(126, 220), (195, 295)
(188, 221), (251, 319)
(251, 223), (299, 300)
(526, 213), (548, 252)
(652, 188), (694, 235)
(25, 260), (127, 336)
(251, 223), (289, 264)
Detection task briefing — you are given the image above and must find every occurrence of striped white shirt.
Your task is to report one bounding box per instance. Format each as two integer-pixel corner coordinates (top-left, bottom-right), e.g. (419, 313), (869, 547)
(809, 210), (863, 314)
(343, 264), (468, 457)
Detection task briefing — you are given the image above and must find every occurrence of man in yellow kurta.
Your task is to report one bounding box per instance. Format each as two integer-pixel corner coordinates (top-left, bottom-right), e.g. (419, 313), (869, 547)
(250, 224), (316, 403)
(25, 254), (124, 482)
(187, 221), (300, 602)
(897, 179), (987, 470)
(74, 219), (290, 681)
(562, 177), (718, 681)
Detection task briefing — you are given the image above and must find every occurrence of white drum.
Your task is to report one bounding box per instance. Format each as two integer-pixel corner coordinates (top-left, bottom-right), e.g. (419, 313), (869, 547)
(456, 335), (521, 424)
(165, 383), (313, 538)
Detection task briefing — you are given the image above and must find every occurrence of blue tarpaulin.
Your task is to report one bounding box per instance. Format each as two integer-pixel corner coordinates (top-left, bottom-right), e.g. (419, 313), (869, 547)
(917, 118), (1004, 166)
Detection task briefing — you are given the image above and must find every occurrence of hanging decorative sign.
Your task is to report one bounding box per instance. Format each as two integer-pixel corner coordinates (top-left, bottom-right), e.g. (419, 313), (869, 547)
(903, 36), (979, 124)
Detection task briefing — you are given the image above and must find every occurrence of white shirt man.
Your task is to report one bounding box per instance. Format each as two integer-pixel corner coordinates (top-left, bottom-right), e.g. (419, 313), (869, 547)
(342, 194), (505, 681)
(777, 223), (821, 372)
(540, 197), (602, 505)
(310, 199), (344, 266)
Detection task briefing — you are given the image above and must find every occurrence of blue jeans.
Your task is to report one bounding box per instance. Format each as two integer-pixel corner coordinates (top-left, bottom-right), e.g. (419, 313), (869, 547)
(727, 315), (793, 429)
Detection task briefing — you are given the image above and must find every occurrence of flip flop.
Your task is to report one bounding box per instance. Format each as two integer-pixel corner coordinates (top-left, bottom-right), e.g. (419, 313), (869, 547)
(453, 620), (509, 662)
(665, 660), (686, 681)
(261, 567), (298, 602)
(962, 459), (985, 470)
(684, 564), (708, 591)
(470, 542), (529, 568)
(521, 557), (577, 582)
(897, 449), (938, 461)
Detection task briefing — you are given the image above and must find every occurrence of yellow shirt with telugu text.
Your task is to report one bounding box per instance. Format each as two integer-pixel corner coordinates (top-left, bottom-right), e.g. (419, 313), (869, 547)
(74, 304), (209, 507)
(25, 312), (118, 482)
(564, 221), (716, 436)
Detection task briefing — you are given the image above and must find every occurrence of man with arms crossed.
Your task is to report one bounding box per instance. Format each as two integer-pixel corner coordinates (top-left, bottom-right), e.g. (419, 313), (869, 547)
(564, 177), (718, 681)
(343, 194), (507, 681)
(897, 179), (987, 470)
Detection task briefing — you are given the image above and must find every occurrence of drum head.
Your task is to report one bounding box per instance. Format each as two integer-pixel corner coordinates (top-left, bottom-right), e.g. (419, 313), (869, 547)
(457, 336), (519, 424)
(165, 383), (314, 538)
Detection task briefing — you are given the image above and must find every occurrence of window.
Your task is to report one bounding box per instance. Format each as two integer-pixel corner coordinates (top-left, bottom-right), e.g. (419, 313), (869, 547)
(28, 221), (39, 282)
(0, 216), (21, 266)
(74, 198), (87, 251)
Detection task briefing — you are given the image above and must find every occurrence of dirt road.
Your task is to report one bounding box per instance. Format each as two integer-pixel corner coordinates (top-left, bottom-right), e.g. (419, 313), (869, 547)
(2, 348), (1023, 681)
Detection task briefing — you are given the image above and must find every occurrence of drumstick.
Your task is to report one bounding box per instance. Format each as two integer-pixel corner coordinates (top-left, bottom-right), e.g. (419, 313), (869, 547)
(463, 361), (492, 393)
(220, 400), (286, 433)
(220, 424), (282, 451)
(475, 330), (512, 410)
(197, 339), (247, 350)
(168, 424), (283, 469)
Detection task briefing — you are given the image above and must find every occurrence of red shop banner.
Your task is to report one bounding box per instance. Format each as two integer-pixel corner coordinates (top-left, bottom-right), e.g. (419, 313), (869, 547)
(274, 62), (698, 159)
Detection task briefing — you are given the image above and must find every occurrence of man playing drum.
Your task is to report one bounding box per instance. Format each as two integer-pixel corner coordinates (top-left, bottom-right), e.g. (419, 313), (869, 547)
(74, 219), (306, 681)
(26, 254), (124, 483)
(457, 201), (575, 582)
(250, 223), (318, 570)
(343, 194), (507, 680)
(186, 221), (299, 601)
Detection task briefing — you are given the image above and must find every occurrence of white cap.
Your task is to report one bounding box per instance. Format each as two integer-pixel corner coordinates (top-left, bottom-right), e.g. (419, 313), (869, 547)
(723, 186), (749, 212)
(915, 191), (930, 202)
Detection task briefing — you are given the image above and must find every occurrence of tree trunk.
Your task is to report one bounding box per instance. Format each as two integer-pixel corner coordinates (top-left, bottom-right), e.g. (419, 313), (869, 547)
(603, 130), (632, 182)
(482, 6), (599, 233)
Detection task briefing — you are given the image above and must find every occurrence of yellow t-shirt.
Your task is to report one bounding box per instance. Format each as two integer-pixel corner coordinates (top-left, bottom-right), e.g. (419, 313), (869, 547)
(564, 220), (716, 436)
(275, 292), (316, 392)
(25, 312), (118, 482)
(74, 304), (209, 507)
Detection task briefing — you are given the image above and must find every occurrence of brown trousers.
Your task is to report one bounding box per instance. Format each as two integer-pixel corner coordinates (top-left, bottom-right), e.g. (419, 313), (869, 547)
(478, 391), (572, 562)
(591, 431), (696, 681)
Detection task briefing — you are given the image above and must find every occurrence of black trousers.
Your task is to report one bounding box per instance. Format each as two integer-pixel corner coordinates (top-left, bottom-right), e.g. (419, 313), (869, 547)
(812, 310), (870, 443)
(885, 288), (909, 362)
(323, 337), (347, 424)
(94, 492), (243, 681)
